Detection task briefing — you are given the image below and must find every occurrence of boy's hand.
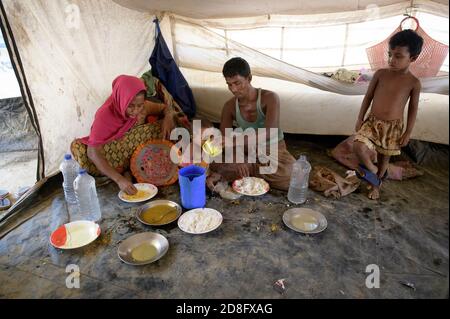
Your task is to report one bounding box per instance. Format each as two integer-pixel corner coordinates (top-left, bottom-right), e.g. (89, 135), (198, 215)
(399, 132), (411, 147)
(355, 118), (363, 132)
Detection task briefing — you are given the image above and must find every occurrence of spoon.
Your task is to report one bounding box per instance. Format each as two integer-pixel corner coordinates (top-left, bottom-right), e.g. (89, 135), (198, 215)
(152, 207), (179, 223)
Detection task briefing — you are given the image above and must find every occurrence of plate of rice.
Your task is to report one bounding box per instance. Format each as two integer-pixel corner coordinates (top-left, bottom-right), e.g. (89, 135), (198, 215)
(178, 208), (223, 234)
(232, 177), (269, 196)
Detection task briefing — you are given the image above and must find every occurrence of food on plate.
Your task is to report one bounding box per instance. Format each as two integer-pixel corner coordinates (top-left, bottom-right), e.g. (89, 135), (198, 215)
(179, 210), (221, 233)
(122, 189), (150, 201)
(233, 177), (269, 195)
(141, 204), (178, 224)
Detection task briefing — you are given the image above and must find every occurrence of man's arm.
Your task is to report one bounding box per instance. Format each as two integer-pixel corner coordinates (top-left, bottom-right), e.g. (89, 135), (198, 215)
(355, 69), (381, 131)
(399, 80), (421, 147)
(262, 91), (280, 142)
(220, 100), (235, 136)
(87, 146), (137, 195)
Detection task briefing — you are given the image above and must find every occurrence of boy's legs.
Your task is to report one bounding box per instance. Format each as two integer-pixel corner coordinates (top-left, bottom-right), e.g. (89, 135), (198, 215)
(353, 141), (378, 174)
(368, 153), (390, 200)
(377, 153), (390, 179)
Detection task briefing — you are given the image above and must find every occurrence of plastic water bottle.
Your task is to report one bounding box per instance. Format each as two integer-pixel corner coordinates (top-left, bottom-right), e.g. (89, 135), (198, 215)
(73, 169), (102, 222)
(59, 154), (79, 205)
(288, 154), (312, 204)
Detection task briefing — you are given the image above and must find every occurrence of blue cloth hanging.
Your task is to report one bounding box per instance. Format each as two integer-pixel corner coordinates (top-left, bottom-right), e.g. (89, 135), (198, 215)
(149, 19), (196, 118)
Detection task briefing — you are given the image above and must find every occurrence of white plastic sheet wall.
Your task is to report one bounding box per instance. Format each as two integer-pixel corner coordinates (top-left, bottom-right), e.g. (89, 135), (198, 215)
(3, 0), (155, 177)
(184, 67), (449, 144)
(2, 0), (449, 179)
(164, 4), (448, 144)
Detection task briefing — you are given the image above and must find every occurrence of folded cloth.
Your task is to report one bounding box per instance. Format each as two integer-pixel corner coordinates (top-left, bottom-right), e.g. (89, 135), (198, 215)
(141, 70), (157, 98)
(330, 135), (423, 181)
(309, 166), (360, 199)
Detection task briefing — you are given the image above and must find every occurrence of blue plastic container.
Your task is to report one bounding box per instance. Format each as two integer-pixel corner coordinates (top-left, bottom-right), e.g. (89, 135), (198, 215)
(178, 165), (206, 209)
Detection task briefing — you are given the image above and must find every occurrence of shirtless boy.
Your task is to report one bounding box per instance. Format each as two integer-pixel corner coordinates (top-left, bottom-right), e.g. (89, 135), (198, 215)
(354, 29), (424, 200)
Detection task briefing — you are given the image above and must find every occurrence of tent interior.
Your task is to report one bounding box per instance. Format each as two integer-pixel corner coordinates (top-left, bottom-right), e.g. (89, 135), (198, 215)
(0, 0), (448, 298)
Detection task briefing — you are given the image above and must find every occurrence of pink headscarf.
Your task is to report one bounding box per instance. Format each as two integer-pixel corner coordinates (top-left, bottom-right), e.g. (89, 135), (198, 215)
(80, 75), (146, 146)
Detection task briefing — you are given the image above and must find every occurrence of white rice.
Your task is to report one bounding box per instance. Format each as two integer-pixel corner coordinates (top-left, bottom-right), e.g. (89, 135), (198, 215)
(179, 209), (221, 233)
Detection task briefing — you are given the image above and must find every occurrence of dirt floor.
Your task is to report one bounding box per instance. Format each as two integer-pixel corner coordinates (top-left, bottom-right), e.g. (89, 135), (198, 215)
(0, 135), (448, 298)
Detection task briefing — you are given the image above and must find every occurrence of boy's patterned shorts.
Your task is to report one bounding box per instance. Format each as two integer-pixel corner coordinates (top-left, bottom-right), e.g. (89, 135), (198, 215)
(355, 113), (403, 156)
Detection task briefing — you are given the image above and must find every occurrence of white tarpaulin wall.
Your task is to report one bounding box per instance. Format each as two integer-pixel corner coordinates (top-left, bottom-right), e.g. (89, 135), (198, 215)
(167, 14), (448, 94)
(1, 0), (449, 180)
(164, 5), (448, 145)
(2, 0), (155, 178)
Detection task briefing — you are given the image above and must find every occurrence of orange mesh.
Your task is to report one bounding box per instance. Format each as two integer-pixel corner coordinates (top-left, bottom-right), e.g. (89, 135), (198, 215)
(366, 17), (448, 78)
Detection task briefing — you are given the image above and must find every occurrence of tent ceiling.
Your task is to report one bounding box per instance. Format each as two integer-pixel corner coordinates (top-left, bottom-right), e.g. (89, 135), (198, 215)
(113, 0), (449, 19)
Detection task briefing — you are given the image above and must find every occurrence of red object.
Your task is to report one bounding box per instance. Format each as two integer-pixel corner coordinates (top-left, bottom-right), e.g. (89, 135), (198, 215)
(366, 16), (448, 78)
(80, 75), (146, 146)
(50, 225), (67, 248)
(146, 115), (159, 124)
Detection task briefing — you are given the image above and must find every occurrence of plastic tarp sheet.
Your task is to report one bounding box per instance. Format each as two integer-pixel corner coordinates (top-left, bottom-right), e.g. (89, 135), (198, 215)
(113, 0), (449, 19)
(184, 67), (449, 145)
(2, 0), (155, 177)
(1, 0), (448, 181)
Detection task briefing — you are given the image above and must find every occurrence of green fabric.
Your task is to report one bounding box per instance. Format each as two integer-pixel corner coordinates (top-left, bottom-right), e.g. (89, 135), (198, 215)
(235, 88), (284, 144)
(141, 70), (157, 98)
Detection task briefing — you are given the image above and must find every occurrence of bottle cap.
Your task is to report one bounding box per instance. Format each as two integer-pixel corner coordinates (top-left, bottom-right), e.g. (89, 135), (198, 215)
(78, 169), (87, 175)
(64, 154), (72, 160)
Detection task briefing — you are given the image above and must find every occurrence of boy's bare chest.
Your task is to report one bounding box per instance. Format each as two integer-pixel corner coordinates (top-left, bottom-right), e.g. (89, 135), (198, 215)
(377, 74), (413, 96)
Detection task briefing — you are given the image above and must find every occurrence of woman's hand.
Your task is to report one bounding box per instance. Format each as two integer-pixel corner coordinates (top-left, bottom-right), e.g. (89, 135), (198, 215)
(161, 107), (176, 139)
(117, 176), (137, 195)
(355, 118), (363, 132)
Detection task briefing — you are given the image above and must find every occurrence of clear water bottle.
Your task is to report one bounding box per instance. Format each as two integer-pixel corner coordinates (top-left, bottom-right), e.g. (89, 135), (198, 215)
(73, 169), (102, 222)
(59, 154), (79, 205)
(288, 154), (312, 204)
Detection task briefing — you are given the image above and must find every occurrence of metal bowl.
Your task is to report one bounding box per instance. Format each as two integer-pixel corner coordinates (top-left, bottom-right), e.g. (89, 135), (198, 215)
(117, 232), (169, 266)
(282, 208), (327, 234)
(136, 200), (182, 226)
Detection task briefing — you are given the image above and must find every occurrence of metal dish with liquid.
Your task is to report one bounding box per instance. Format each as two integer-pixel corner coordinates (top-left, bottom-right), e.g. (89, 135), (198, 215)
(282, 208), (327, 234)
(117, 232), (169, 266)
(136, 200), (182, 226)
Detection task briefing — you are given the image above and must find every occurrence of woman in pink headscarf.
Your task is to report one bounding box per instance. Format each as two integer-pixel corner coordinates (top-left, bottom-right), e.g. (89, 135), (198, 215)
(71, 75), (176, 195)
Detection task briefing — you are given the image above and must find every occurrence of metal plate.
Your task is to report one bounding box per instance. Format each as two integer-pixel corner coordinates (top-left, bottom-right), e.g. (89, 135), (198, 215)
(50, 221), (101, 249)
(118, 183), (158, 203)
(117, 232), (169, 266)
(282, 208), (327, 234)
(178, 208), (223, 234)
(136, 200), (182, 226)
(232, 177), (270, 196)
